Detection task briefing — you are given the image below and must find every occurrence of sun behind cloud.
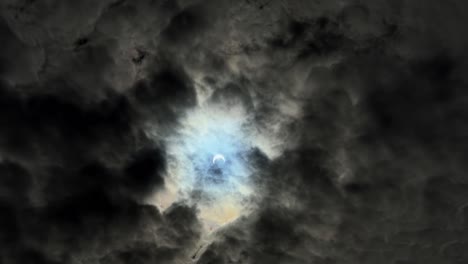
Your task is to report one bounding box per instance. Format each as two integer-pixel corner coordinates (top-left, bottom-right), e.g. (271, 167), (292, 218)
(149, 94), (275, 228)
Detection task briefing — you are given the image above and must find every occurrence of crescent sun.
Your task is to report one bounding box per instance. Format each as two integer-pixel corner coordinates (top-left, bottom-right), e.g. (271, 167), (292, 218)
(212, 154), (226, 164)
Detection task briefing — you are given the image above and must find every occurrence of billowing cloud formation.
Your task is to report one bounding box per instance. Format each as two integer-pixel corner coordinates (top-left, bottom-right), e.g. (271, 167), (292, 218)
(1, 0), (468, 263)
(160, 91), (273, 227)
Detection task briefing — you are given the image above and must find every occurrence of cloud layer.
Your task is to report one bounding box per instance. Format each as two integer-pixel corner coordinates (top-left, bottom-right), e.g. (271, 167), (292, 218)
(1, 0), (468, 263)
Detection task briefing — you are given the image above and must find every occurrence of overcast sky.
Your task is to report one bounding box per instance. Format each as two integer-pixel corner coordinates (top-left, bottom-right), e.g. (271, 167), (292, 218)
(1, 0), (468, 263)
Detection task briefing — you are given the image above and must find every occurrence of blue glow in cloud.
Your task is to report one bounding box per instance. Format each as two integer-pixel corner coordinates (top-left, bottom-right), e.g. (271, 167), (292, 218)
(154, 87), (286, 226)
(167, 102), (255, 205)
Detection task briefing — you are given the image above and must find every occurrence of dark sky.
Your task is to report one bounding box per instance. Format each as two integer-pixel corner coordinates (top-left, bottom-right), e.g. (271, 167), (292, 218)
(1, 0), (468, 263)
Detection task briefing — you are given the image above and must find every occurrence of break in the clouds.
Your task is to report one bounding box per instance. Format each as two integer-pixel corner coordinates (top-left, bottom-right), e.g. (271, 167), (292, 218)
(1, 0), (468, 263)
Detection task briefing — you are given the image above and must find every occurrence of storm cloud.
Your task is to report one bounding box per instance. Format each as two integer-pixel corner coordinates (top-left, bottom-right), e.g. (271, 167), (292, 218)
(0, 0), (468, 263)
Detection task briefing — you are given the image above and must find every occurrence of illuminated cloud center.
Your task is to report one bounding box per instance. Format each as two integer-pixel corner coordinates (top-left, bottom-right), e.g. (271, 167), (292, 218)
(170, 103), (252, 197)
(152, 82), (289, 227)
(164, 102), (258, 226)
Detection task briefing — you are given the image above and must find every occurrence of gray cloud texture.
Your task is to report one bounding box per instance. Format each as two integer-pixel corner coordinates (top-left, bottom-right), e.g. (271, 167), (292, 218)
(0, 0), (468, 263)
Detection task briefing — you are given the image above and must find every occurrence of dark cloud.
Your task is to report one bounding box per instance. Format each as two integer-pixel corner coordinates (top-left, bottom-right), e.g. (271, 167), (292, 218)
(195, 1), (468, 264)
(0, 0), (467, 263)
(0, 1), (201, 262)
(209, 81), (254, 111)
(162, 4), (208, 44)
